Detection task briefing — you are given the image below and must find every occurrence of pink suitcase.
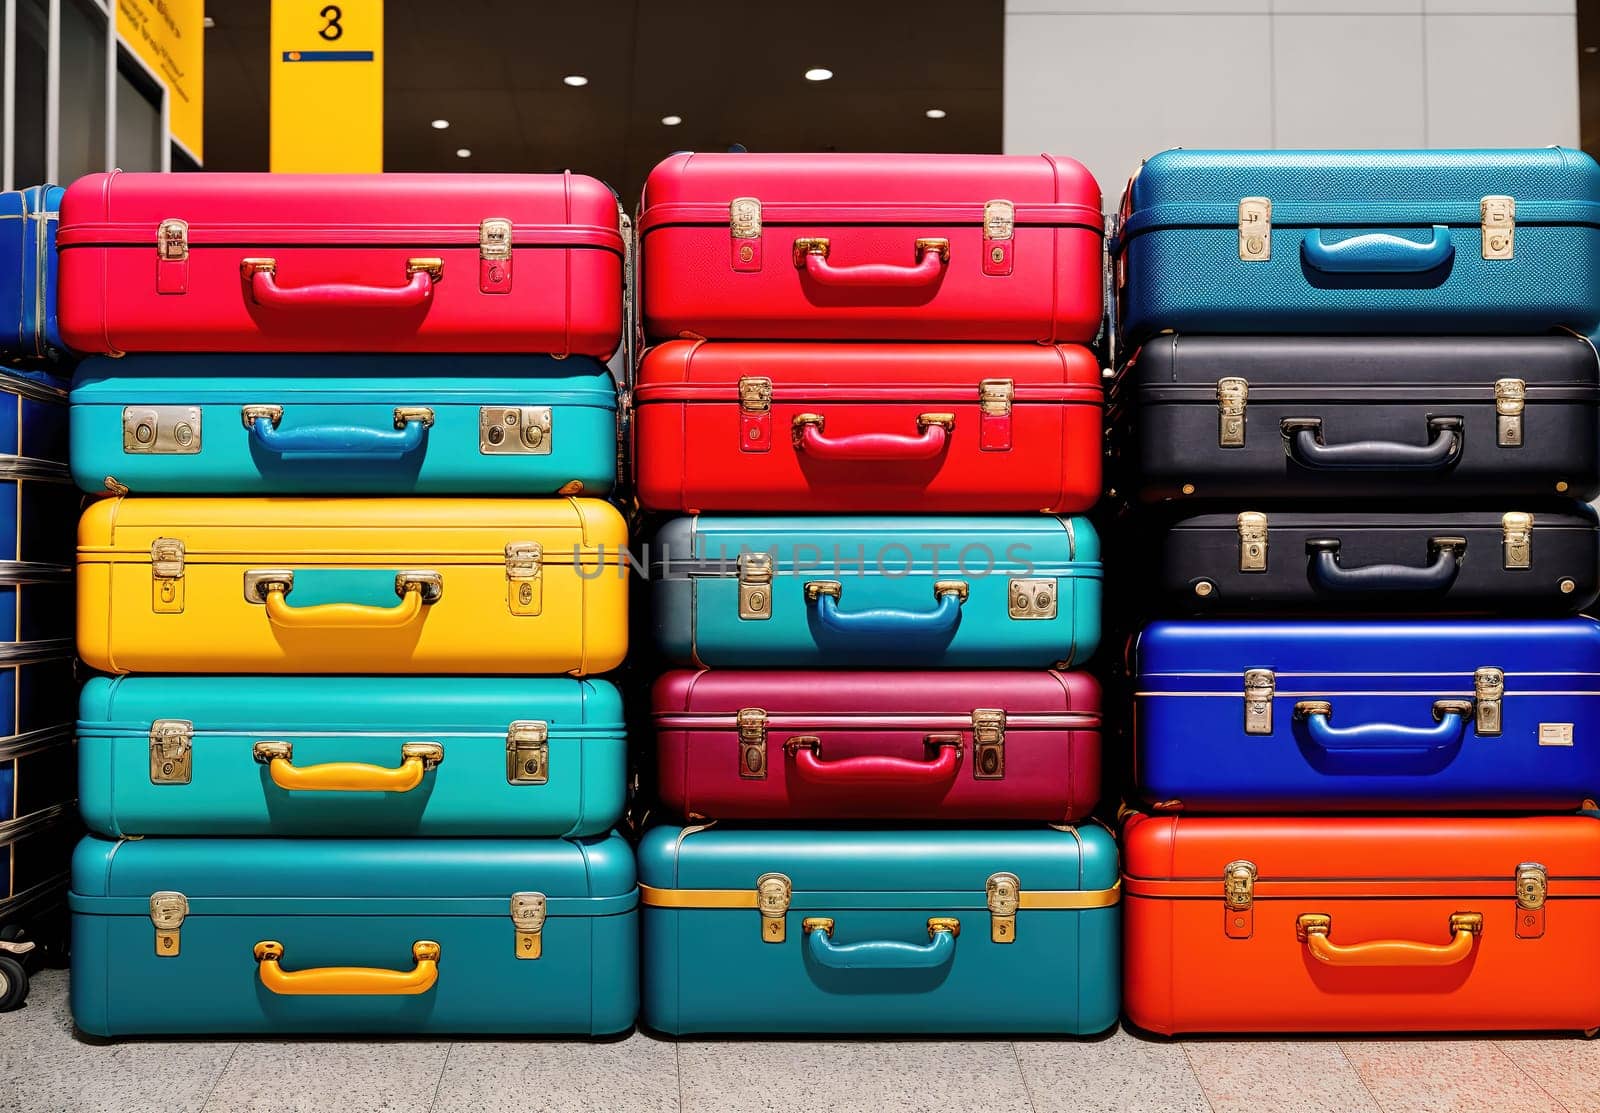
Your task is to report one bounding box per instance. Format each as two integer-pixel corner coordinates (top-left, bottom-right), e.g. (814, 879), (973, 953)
(653, 670), (1102, 821)
(57, 171), (624, 356)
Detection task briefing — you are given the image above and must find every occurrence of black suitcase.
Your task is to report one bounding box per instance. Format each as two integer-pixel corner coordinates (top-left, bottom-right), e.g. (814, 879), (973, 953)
(1149, 505), (1599, 616)
(1111, 334), (1600, 503)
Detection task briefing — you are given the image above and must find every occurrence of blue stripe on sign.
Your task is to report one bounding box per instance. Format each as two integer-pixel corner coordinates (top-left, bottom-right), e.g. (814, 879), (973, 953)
(281, 50), (376, 61)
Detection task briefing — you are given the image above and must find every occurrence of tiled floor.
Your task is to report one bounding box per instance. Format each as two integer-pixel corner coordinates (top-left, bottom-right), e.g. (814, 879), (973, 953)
(3, 970), (1597, 1113)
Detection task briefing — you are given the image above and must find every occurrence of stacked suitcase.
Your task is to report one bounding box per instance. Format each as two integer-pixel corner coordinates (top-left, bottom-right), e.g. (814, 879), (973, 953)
(633, 153), (1119, 1034)
(1109, 148), (1600, 1034)
(0, 183), (79, 1011)
(58, 171), (639, 1035)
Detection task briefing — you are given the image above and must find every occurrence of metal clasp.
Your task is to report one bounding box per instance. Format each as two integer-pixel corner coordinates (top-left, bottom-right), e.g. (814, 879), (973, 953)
(986, 872), (1020, 943)
(480, 406), (552, 455)
(1217, 377), (1247, 447)
(983, 200), (1015, 275)
(149, 719), (193, 785)
(1496, 378), (1526, 447)
(1481, 195), (1514, 260)
(150, 891), (188, 957)
(757, 873), (792, 943)
(124, 405), (201, 454)
(738, 552), (774, 620)
(1502, 512), (1532, 570)
(479, 218), (513, 293)
(1516, 862), (1547, 939)
(972, 709), (1006, 780)
(505, 542), (543, 616)
(510, 891), (546, 959)
(737, 708), (768, 779)
(729, 197), (763, 271)
(506, 720), (549, 785)
(1223, 860), (1257, 939)
(1237, 511), (1268, 573)
(979, 378), (1014, 451)
(151, 537), (185, 614)
(1244, 669), (1275, 735)
(1474, 666), (1504, 737)
(1238, 198), (1271, 261)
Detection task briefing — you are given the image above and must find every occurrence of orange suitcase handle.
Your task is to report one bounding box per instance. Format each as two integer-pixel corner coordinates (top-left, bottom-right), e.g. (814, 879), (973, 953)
(253, 940), (440, 995)
(1296, 912), (1482, 967)
(252, 740), (443, 792)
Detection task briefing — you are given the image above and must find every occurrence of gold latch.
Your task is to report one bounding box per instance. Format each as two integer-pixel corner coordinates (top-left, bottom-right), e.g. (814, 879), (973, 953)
(1474, 666), (1504, 737)
(1217, 377), (1247, 447)
(984, 199), (1015, 241)
(157, 218), (188, 261)
(1495, 378), (1526, 447)
(1223, 860), (1256, 939)
(150, 891), (188, 956)
(510, 891), (546, 959)
(505, 541), (543, 616)
(980, 378), (1014, 416)
(1238, 198), (1271, 261)
(738, 552), (773, 620)
(737, 708), (768, 779)
(1516, 862), (1547, 939)
(151, 537), (185, 613)
(1481, 195), (1514, 260)
(756, 873), (791, 943)
(480, 217), (513, 261)
(730, 197), (762, 239)
(972, 709), (1006, 779)
(1244, 669), (1275, 735)
(986, 872), (1020, 943)
(149, 719), (193, 785)
(506, 720), (549, 785)
(1502, 511), (1532, 570)
(739, 376), (771, 413)
(1237, 511), (1268, 573)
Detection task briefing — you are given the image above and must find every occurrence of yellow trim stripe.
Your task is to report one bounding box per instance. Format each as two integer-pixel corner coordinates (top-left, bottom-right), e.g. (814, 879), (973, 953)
(638, 881), (1121, 910)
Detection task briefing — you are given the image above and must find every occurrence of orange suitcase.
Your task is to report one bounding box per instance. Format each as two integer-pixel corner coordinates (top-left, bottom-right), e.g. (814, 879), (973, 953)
(1123, 812), (1600, 1035)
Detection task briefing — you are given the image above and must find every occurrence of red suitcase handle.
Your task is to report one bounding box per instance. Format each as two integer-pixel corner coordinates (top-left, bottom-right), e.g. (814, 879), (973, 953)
(791, 413), (953, 461)
(1296, 912), (1482, 968)
(242, 257), (442, 311)
(785, 735), (962, 786)
(793, 237), (949, 288)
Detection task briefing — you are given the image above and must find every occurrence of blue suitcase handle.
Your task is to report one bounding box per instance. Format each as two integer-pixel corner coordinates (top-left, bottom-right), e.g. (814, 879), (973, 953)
(1294, 699), (1472, 758)
(803, 917), (960, 971)
(1306, 537), (1465, 594)
(804, 579), (966, 640)
(1301, 226), (1454, 274)
(244, 405), (433, 460)
(1282, 417), (1462, 471)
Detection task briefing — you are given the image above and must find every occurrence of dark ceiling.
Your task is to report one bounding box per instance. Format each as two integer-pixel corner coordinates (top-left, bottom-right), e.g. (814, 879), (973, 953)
(201, 0), (1004, 203)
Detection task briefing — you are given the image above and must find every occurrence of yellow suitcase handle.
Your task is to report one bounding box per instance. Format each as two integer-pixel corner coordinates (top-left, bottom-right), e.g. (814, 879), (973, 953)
(253, 940), (440, 995)
(254, 571), (441, 631)
(253, 740), (443, 792)
(1296, 912), (1482, 968)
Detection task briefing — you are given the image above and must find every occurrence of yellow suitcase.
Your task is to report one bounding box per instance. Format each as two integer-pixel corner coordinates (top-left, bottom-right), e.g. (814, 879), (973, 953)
(77, 497), (628, 675)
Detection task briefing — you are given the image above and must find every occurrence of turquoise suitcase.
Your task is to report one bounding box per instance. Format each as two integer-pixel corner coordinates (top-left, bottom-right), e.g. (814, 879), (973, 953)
(76, 675), (625, 838)
(648, 515), (1101, 668)
(639, 824), (1120, 1034)
(70, 354), (617, 495)
(69, 834), (638, 1036)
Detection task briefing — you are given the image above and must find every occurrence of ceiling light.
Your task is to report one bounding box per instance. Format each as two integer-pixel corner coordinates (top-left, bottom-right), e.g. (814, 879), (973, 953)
(563, 75), (589, 87)
(1587, 45), (1599, 53)
(804, 68), (833, 82)
(202, 16), (215, 28)
(456, 148), (472, 158)
(431, 119), (450, 130)
(661, 115), (683, 126)
(925, 108), (947, 119)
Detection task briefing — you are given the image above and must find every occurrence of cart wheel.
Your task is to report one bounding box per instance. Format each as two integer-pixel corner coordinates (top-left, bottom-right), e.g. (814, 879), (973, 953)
(0, 955), (28, 1011)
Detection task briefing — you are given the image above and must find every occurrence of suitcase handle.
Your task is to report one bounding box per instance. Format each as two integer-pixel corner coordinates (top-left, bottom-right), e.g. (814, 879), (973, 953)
(1293, 699), (1472, 757)
(792, 413), (954, 461)
(785, 735), (961, 786)
(252, 740), (443, 792)
(1304, 537), (1465, 594)
(1300, 226), (1454, 275)
(801, 917), (960, 970)
(804, 579), (967, 640)
(242, 405), (434, 460)
(1295, 913), (1482, 968)
(253, 571), (442, 630)
(792, 237), (950, 289)
(241, 257), (442, 311)
(1281, 417), (1462, 471)
(253, 939), (440, 995)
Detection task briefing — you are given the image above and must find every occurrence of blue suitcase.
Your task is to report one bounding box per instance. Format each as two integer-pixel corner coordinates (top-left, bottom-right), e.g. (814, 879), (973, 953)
(0, 365), (67, 465)
(1117, 148), (1600, 341)
(638, 824), (1120, 1035)
(69, 833), (638, 1036)
(1135, 617), (1600, 812)
(649, 514), (1101, 668)
(0, 186), (64, 365)
(76, 675), (626, 838)
(0, 643), (75, 744)
(70, 354), (617, 496)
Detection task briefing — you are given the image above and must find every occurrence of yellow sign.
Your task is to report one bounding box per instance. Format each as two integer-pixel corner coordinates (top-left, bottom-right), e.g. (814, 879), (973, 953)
(270, 0), (383, 172)
(116, 0), (204, 162)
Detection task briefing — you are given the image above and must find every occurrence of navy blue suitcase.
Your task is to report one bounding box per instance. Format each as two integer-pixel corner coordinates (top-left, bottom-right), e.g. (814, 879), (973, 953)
(0, 186), (64, 365)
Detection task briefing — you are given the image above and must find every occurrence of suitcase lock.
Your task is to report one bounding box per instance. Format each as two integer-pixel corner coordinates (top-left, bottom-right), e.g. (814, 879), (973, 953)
(150, 891), (188, 957)
(729, 197), (763, 272)
(1237, 512), (1268, 573)
(738, 376), (772, 452)
(510, 892), (546, 959)
(1237, 198), (1271, 261)
(971, 709), (1006, 779)
(1501, 512), (1532, 570)
(1474, 667), (1504, 737)
(149, 719), (194, 785)
(1223, 860), (1257, 939)
(986, 872), (1020, 943)
(480, 406), (552, 455)
(506, 720), (549, 785)
(738, 552), (774, 620)
(1495, 378), (1525, 447)
(1243, 669), (1275, 735)
(505, 542), (543, 616)
(756, 873), (792, 943)
(737, 708), (768, 779)
(1216, 378), (1247, 447)
(979, 378), (1014, 452)
(151, 537), (186, 614)
(983, 199), (1015, 276)
(156, 218), (188, 294)
(479, 217), (513, 293)
(1481, 195), (1514, 260)
(1515, 863), (1547, 939)
(124, 405), (202, 454)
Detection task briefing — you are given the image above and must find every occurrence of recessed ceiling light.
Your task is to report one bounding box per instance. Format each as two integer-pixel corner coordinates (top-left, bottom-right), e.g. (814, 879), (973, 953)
(431, 119), (450, 130)
(1587, 45), (1599, 53)
(563, 75), (589, 87)
(661, 115), (683, 126)
(804, 67), (833, 82)
(925, 108), (947, 119)
(456, 148), (472, 159)
(202, 15), (215, 28)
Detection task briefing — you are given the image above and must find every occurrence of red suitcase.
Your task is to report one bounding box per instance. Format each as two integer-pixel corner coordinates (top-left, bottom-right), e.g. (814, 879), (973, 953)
(639, 153), (1104, 343)
(633, 340), (1103, 513)
(57, 171), (624, 356)
(653, 670), (1101, 822)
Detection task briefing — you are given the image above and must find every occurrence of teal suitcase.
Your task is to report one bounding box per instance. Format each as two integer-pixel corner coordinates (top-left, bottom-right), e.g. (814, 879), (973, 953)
(638, 824), (1120, 1035)
(69, 834), (638, 1036)
(648, 515), (1101, 667)
(76, 675), (625, 838)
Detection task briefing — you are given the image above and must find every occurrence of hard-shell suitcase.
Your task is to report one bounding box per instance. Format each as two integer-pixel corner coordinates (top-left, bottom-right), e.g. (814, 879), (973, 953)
(3, 806), (77, 915)
(1114, 334), (1600, 503)
(633, 340), (1103, 513)
(1117, 148), (1600, 340)
(638, 824), (1119, 1035)
(0, 727), (72, 823)
(0, 457), (76, 568)
(58, 171), (625, 356)
(0, 186), (64, 363)
(1134, 618), (1600, 812)
(640, 153), (1104, 343)
(1123, 811), (1600, 1034)
(648, 514), (1101, 668)
(0, 564), (73, 646)
(1151, 506), (1598, 616)
(0, 643), (75, 746)
(76, 496), (627, 676)
(0, 365), (68, 464)
(70, 354), (618, 496)
(77, 675), (624, 838)
(652, 670), (1101, 822)
(69, 833), (638, 1036)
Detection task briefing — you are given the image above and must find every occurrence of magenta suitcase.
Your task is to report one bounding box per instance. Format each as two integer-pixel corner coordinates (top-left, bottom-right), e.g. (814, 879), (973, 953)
(652, 670), (1101, 822)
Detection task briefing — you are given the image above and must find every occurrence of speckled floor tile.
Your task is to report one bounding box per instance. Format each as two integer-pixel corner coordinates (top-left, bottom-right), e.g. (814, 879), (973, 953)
(678, 1039), (1033, 1113)
(1496, 1038), (1600, 1113)
(1015, 1028), (1210, 1113)
(430, 1032), (678, 1113)
(1340, 1041), (1564, 1113)
(0, 969), (234, 1113)
(199, 1039), (450, 1113)
(1184, 1041), (1381, 1113)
